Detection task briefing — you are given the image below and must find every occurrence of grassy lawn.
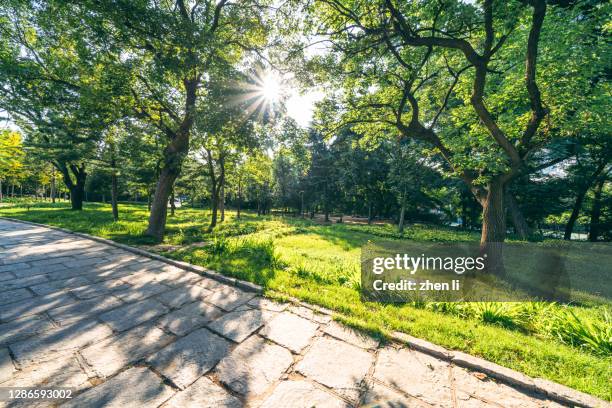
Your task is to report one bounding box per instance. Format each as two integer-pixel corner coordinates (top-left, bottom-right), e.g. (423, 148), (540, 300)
(1, 200), (610, 400)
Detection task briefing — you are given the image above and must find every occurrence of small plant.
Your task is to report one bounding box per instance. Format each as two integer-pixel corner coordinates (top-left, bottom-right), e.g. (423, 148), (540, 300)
(471, 302), (518, 329)
(550, 309), (612, 356)
(209, 236), (230, 255)
(428, 302), (467, 317)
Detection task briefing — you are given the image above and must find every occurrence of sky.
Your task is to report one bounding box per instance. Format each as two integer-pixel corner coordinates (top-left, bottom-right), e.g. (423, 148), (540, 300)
(285, 88), (325, 127)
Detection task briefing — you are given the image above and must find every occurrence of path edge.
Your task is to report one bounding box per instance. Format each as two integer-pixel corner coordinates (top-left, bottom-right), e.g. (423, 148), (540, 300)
(1, 216), (608, 408)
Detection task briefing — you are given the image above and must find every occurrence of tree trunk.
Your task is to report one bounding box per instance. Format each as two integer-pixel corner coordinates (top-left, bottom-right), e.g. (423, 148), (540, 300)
(324, 190), (330, 222)
(147, 192), (152, 211)
(111, 161), (119, 222)
(588, 176), (605, 242)
(219, 183), (225, 222)
(398, 185), (407, 233)
(145, 77), (198, 241)
(0, 179), (3, 202)
(146, 166), (180, 240)
(69, 182), (85, 211)
(505, 190), (530, 240)
(209, 193), (218, 231)
(564, 162), (606, 240)
(480, 179), (506, 276)
(50, 168), (56, 203)
(170, 188), (176, 217)
(56, 163), (87, 211)
(398, 202), (406, 234)
(237, 179), (242, 220)
(367, 202), (373, 225)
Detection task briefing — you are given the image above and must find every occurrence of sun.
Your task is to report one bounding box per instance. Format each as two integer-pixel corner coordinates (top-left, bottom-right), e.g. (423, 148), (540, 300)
(261, 73), (282, 103)
(230, 69), (289, 122)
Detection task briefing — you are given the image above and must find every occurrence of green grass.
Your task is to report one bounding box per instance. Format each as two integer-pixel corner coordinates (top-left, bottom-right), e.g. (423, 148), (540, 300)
(1, 200), (610, 400)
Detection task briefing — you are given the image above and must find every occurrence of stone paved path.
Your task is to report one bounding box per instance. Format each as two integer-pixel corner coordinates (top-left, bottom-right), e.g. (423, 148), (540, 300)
(0, 219), (572, 407)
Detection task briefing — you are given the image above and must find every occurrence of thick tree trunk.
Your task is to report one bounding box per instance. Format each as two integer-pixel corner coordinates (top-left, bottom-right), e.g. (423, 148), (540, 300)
(56, 163), (87, 211)
(70, 182), (85, 211)
(505, 190), (530, 240)
(147, 166), (180, 240)
(111, 163), (119, 222)
(145, 77), (198, 241)
(588, 177), (605, 242)
(480, 179), (506, 276)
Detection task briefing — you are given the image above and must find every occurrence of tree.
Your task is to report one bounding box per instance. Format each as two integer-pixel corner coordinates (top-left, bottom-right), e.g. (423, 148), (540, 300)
(68, 0), (270, 240)
(311, 0), (605, 272)
(0, 130), (25, 201)
(193, 74), (261, 231)
(0, 1), (126, 210)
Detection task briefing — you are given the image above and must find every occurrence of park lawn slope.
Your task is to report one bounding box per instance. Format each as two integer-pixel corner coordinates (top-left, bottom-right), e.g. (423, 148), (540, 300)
(1, 201), (610, 400)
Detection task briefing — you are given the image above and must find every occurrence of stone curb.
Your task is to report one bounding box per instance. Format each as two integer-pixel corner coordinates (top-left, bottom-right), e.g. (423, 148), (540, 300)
(0, 217), (262, 293)
(1, 217), (608, 407)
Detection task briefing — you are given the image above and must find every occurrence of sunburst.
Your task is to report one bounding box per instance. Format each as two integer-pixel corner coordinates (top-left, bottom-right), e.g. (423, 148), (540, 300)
(232, 68), (285, 123)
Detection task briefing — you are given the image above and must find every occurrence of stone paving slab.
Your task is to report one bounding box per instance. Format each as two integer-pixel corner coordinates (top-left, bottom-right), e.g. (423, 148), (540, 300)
(0, 291), (76, 322)
(258, 380), (349, 408)
(155, 285), (212, 309)
(146, 328), (230, 389)
(324, 321), (379, 350)
(207, 308), (275, 343)
(155, 300), (223, 336)
(0, 314), (55, 345)
(206, 286), (256, 311)
(259, 311), (318, 353)
(47, 296), (124, 325)
(374, 346), (454, 407)
(161, 376), (241, 408)
(215, 335), (293, 396)
(296, 337), (374, 402)
(9, 319), (113, 366)
(0, 219), (603, 408)
(61, 367), (175, 408)
(98, 298), (169, 332)
(1, 355), (90, 390)
(0, 271), (15, 282)
(0, 288), (33, 306)
(81, 323), (175, 378)
(0, 348), (16, 383)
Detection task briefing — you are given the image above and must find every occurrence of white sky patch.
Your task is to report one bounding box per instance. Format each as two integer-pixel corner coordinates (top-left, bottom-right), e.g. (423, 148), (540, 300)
(285, 88), (325, 127)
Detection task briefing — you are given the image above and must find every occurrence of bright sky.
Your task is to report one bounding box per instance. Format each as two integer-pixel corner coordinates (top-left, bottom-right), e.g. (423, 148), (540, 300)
(285, 88), (325, 127)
